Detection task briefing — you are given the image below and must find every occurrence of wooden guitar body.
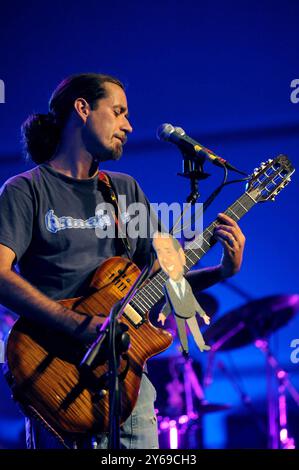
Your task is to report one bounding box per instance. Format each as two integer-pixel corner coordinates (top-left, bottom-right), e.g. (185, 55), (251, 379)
(4, 257), (172, 438)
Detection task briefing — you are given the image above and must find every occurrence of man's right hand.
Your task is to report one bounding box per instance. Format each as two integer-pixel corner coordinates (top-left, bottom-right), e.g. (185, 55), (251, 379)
(72, 312), (109, 344)
(158, 313), (166, 326)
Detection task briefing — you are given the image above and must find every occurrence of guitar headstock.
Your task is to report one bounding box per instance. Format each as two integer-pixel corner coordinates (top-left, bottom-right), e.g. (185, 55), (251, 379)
(246, 154), (295, 202)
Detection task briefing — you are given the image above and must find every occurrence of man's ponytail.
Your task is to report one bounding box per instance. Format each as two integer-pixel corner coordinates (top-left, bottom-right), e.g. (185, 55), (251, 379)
(21, 112), (61, 164)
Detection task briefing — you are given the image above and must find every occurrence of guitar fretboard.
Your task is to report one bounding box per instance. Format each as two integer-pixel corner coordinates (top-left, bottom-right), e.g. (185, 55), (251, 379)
(129, 191), (256, 315)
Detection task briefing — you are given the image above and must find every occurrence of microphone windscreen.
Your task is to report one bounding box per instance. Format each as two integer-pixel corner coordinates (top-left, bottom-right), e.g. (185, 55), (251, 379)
(156, 123), (175, 141)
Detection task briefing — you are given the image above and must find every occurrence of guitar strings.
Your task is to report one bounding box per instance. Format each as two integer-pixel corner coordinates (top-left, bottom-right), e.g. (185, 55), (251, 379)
(131, 192), (255, 315)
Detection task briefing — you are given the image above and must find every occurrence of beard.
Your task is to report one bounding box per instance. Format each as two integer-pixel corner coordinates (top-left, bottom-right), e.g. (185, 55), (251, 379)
(83, 129), (124, 162)
(110, 140), (123, 161)
(96, 142), (123, 162)
(82, 126), (123, 162)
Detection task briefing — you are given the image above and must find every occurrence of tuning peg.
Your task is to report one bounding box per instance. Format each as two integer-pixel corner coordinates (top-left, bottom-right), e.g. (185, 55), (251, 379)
(259, 162), (266, 169)
(270, 189), (280, 199)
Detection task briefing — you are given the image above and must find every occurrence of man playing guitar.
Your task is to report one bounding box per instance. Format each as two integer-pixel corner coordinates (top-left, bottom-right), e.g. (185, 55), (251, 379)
(0, 73), (245, 449)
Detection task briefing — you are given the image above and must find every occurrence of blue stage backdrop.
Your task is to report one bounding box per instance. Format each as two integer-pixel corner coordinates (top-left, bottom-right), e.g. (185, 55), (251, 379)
(0, 0), (298, 449)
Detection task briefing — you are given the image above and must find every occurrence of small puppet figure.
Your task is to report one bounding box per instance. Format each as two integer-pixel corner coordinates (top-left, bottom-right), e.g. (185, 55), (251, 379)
(153, 232), (211, 357)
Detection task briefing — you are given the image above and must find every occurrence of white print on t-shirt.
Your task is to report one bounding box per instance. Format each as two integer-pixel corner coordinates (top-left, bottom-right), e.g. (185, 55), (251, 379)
(45, 209), (112, 234)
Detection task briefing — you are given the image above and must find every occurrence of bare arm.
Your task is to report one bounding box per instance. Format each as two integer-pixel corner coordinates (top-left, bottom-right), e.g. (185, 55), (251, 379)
(0, 244), (103, 343)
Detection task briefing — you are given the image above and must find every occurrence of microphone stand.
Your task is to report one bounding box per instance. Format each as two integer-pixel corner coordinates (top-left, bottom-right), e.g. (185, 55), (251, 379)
(255, 339), (298, 449)
(171, 151), (216, 241)
(177, 152), (210, 205)
(80, 252), (155, 449)
(108, 254), (156, 449)
(174, 149), (228, 241)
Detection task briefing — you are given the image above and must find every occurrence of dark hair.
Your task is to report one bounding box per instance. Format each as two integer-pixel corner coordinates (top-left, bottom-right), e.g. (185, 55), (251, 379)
(21, 73), (124, 164)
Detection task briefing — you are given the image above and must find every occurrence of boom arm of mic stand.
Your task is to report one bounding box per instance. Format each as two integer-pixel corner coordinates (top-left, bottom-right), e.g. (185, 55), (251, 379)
(80, 317), (111, 368)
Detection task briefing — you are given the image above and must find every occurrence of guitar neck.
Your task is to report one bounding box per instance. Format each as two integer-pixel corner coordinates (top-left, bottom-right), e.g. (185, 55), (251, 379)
(130, 191), (256, 315)
(184, 191), (256, 269)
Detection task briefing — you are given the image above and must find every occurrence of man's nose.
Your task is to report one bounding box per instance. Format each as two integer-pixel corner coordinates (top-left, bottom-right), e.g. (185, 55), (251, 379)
(121, 118), (133, 134)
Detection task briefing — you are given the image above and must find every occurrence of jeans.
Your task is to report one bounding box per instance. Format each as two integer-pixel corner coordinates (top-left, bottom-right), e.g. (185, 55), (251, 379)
(26, 372), (159, 449)
(93, 373), (158, 449)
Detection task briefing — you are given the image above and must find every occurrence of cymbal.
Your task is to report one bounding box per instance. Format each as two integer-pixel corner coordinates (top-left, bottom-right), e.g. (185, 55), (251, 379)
(204, 294), (299, 351)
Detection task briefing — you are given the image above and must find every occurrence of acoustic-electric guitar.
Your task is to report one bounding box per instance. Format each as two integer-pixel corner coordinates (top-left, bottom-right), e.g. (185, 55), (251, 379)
(3, 155), (294, 441)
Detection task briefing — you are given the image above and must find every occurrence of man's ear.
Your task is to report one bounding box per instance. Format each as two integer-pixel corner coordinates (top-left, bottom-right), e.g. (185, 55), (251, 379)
(178, 247), (186, 267)
(73, 98), (91, 124)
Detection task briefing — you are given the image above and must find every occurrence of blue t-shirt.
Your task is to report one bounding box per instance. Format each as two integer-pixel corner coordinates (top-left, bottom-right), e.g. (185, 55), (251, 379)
(0, 164), (157, 300)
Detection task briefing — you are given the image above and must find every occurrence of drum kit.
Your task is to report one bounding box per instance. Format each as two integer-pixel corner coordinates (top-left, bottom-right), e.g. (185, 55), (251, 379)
(151, 291), (299, 449)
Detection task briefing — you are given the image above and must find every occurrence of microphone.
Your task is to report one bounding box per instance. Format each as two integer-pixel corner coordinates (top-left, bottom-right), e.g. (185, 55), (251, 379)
(157, 123), (247, 175)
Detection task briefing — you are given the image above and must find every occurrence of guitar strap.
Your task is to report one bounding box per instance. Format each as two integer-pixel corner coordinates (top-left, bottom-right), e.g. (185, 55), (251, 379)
(97, 171), (132, 260)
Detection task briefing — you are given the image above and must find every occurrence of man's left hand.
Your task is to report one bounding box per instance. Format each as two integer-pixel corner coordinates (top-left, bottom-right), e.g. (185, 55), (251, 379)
(214, 213), (246, 278)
